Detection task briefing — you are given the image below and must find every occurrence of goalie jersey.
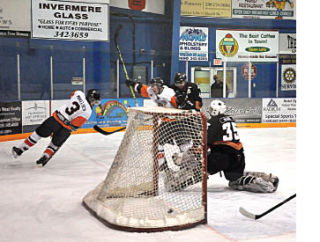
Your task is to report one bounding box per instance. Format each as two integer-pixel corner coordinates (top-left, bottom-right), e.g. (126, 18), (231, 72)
(207, 114), (243, 151)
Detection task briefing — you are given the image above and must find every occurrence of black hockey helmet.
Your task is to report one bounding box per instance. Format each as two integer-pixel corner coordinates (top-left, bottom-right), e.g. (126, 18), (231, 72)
(86, 89), (101, 105)
(174, 72), (187, 85)
(149, 77), (164, 87)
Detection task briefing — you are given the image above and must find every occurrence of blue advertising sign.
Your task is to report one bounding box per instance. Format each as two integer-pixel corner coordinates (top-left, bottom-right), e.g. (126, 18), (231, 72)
(82, 98), (143, 128)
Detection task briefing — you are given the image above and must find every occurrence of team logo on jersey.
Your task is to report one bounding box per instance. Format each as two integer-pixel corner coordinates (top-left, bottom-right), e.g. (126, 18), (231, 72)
(219, 34), (239, 57)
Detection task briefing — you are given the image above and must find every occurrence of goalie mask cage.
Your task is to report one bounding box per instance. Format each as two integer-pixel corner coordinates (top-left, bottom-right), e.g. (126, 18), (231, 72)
(83, 107), (207, 232)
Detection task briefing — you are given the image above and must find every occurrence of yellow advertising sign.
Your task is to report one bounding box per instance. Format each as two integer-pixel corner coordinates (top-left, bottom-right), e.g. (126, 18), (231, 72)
(181, 0), (231, 18)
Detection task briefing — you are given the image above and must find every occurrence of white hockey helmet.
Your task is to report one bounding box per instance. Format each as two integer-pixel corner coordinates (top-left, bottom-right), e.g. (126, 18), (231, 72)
(209, 100), (226, 116)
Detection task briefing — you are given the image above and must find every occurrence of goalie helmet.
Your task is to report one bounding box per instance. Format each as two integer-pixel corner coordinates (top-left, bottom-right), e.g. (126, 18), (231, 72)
(174, 72), (187, 85)
(86, 89), (101, 105)
(209, 100), (226, 116)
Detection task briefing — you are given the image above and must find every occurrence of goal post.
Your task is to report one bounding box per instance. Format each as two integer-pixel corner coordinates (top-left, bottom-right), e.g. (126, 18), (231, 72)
(83, 107), (207, 232)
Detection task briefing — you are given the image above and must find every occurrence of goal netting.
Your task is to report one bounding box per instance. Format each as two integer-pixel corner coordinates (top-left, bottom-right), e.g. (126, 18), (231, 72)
(83, 107), (207, 232)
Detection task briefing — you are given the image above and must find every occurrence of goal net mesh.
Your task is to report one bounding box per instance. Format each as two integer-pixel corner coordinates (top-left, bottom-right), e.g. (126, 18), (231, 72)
(83, 107), (207, 232)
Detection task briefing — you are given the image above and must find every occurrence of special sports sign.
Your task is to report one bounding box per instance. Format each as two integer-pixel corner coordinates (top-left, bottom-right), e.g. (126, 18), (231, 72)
(32, 0), (109, 41)
(216, 29), (279, 62)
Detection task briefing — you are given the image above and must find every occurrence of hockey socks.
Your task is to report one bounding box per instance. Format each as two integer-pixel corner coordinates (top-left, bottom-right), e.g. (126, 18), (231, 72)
(21, 132), (41, 151)
(12, 132), (42, 158)
(37, 142), (59, 167)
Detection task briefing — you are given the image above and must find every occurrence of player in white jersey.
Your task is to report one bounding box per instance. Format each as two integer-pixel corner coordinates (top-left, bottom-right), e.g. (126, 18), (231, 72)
(126, 77), (178, 108)
(11, 89), (101, 167)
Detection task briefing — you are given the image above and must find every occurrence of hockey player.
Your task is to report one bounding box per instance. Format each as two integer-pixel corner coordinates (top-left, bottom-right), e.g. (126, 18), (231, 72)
(126, 77), (177, 108)
(207, 100), (279, 193)
(171, 72), (203, 111)
(12, 89), (101, 167)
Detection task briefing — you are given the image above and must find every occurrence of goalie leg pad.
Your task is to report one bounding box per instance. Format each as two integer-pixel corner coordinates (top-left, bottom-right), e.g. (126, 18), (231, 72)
(244, 171), (279, 192)
(228, 175), (276, 193)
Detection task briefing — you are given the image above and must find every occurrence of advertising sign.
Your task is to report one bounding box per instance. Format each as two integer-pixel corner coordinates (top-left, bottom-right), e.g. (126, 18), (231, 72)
(0, 102), (22, 136)
(262, 98), (296, 123)
(110, 0), (164, 14)
(181, 0), (231, 18)
(216, 29), (279, 62)
(241, 63), (257, 80)
(202, 98), (262, 123)
(281, 64), (296, 91)
(22, 101), (50, 132)
(32, 0), (109, 41)
(82, 98), (143, 129)
(232, 0), (296, 20)
(179, 26), (208, 61)
(280, 33), (296, 54)
(0, 0), (31, 38)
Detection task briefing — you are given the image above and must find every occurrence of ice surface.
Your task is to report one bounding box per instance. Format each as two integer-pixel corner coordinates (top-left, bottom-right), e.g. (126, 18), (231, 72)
(0, 128), (296, 242)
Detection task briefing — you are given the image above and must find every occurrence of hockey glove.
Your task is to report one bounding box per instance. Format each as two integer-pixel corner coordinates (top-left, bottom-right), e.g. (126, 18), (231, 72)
(125, 79), (138, 87)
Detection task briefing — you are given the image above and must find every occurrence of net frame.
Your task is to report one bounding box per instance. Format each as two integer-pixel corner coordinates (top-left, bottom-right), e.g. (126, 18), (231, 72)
(83, 107), (207, 232)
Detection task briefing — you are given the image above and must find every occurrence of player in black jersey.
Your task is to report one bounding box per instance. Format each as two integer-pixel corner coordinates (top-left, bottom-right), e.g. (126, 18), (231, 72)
(207, 100), (279, 193)
(171, 72), (203, 111)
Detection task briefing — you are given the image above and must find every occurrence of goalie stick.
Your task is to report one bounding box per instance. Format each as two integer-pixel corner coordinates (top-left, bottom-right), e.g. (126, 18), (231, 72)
(93, 125), (126, 136)
(239, 193), (296, 220)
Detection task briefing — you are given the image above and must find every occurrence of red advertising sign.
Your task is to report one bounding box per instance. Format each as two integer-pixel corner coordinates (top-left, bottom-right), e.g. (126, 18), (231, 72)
(128, 0), (146, 11)
(241, 63), (257, 80)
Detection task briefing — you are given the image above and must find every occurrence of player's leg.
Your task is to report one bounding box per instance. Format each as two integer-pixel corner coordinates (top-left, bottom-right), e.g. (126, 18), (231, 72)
(227, 151), (278, 193)
(12, 117), (56, 158)
(36, 124), (71, 167)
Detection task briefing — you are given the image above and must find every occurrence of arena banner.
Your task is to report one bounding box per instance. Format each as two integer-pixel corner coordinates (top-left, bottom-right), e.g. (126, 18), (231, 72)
(0, 0), (31, 38)
(179, 26), (208, 62)
(262, 98), (296, 123)
(82, 98), (143, 129)
(22, 100), (50, 133)
(0, 102), (22, 136)
(216, 29), (279, 62)
(32, 0), (109, 41)
(232, 0), (296, 20)
(181, 0), (231, 18)
(110, 0), (164, 14)
(281, 65), (296, 91)
(280, 33), (296, 54)
(202, 98), (262, 123)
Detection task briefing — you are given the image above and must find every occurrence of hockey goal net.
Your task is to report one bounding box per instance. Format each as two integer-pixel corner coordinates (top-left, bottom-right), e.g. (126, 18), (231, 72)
(83, 107), (207, 232)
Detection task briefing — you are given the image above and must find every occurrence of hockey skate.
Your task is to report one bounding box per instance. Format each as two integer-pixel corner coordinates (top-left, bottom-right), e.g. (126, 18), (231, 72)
(12, 146), (23, 158)
(36, 155), (51, 167)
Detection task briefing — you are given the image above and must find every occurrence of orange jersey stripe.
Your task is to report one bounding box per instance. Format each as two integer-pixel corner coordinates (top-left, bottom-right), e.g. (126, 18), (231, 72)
(213, 141), (243, 150)
(53, 112), (72, 130)
(71, 116), (87, 128)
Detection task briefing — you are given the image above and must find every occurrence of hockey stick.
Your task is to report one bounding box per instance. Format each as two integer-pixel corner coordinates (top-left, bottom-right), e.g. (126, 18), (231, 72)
(239, 193), (296, 220)
(93, 125), (126, 135)
(114, 24), (138, 106)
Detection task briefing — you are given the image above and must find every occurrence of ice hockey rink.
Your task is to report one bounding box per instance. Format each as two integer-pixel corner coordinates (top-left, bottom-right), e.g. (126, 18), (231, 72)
(0, 127), (296, 242)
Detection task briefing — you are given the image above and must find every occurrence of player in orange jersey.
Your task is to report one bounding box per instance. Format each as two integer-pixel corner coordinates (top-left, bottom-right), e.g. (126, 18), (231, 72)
(12, 89), (100, 167)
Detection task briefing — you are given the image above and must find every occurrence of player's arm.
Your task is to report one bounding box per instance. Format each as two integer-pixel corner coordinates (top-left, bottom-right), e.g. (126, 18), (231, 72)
(192, 85), (203, 111)
(126, 79), (150, 98)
